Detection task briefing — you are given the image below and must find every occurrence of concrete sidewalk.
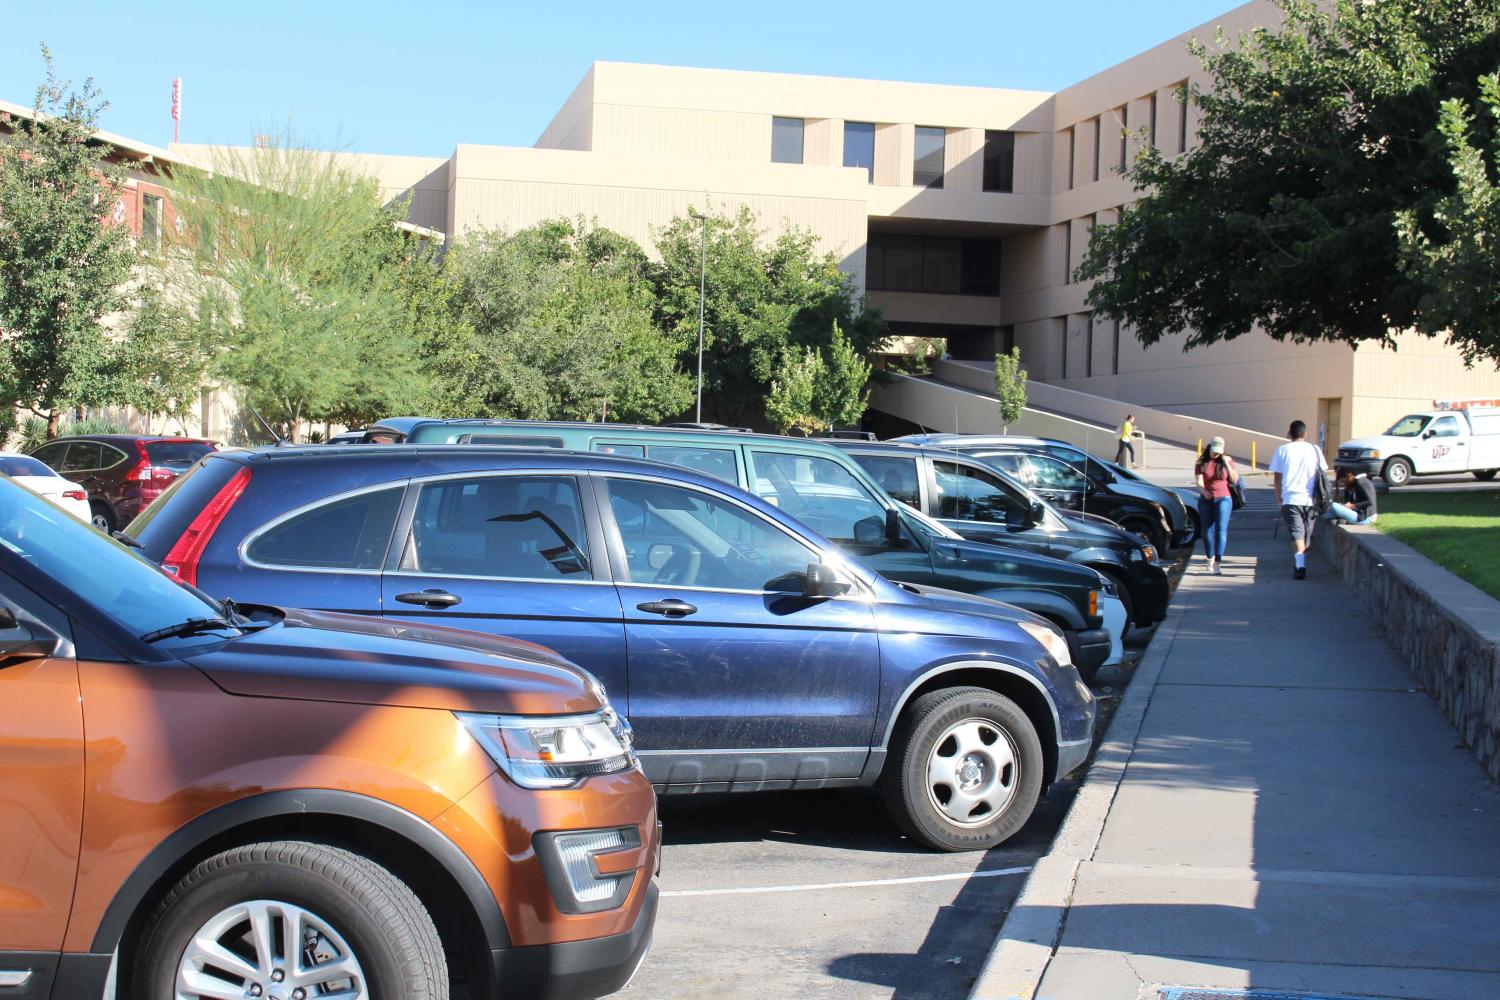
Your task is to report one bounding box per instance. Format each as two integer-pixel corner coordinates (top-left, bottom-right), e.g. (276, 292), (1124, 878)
(973, 521), (1500, 1000)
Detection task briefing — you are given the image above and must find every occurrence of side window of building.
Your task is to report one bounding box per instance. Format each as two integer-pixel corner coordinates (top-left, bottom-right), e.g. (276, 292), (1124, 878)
(850, 455), (921, 509)
(60, 442), (104, 472)
(771, 117), (804, 164)
(646, 445), (738, 484)
(401, 476), (592, 580)
(932, 460), (1028, 524)
(750, 450), (889, 544)
(844, 121), (876, 182)
(247, 486), (405, 571)
(914, 127), (945, 188)
(604, 477), (815, 592)
(141, 193), (164, 249)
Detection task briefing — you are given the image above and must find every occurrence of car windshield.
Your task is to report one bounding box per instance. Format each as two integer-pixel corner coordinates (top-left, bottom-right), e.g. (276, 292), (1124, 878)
(0, 456), (56, 478)
(0, 478), (235, 649)
(1385, 415), (1430, 437)
(146, 441), (216, 468)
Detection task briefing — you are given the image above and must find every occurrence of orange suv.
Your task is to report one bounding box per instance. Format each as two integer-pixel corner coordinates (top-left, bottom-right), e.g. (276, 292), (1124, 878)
(0, 477), (658, 999)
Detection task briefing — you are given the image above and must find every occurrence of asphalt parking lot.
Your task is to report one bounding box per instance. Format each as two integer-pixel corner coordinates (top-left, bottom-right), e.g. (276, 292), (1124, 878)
(620, 643), (1150, 1000)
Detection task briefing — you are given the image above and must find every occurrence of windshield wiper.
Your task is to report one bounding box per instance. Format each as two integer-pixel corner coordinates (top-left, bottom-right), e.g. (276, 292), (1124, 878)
(140, 617), (242, 644)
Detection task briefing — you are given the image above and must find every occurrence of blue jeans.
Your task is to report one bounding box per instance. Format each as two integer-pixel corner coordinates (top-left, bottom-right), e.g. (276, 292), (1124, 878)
(1325, 501), (1375, 526)
(1198, 496), (1232, 559)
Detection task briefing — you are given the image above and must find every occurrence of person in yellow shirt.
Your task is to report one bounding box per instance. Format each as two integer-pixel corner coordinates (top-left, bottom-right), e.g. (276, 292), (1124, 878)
(1115, 414), (1135, 467)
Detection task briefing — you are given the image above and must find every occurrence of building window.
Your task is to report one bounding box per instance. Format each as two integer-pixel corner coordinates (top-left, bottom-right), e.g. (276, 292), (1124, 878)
(1112, 318), (1122, 374)
(982, 130), (1014, 193)
(1118, 105), (1128, 171)
(914, 126), (945, 188)
(844, 121), (876, 182)
(1063, 223), (1072, 284)
(1177, 83), (1189, 153)
(141, 193), (163, 249)
(1085, 312), (1094, 378)
(1092, 117), (1102, 183)
(1149, 93), (1158, 148)
(771, 116), (804, 164)
(867, 233), (1000, 296)
(1066, 127), (1076, 190)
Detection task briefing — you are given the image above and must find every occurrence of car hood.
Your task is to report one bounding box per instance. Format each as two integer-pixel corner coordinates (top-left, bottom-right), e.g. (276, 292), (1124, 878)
(929, 535), (1101, 587)
(1108, 480), (1178, 520)
(888, 580), (1046, 628)
(183, 607), (603, 715)
(1339, 436), (1398, 452)
(1056, 511), (1135, 548)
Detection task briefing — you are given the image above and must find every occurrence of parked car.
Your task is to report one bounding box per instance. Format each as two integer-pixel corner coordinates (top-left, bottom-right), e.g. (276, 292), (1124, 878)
(0, 475), (659, 1000)
(1337, 405), (1500, 486)
(893, 433), (1194, 549)
(27, 434), (218, 532)
(128, 445), (1097, 851)
(0, 451), (90, 521)
(397, 419), (1122, 677)
(825, 440), (1172, 630)
(359, 416), (440, 444)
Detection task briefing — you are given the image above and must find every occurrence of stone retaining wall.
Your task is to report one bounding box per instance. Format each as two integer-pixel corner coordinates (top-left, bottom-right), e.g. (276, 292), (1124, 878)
(1314, 523), (1500, 782)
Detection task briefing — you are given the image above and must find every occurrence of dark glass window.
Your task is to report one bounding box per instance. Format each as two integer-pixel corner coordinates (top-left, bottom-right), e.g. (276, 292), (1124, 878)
(142, 194), (163, 249)
(646, 445), (738, 484)
(1149, 93), (1158, 148)
(772, 116), (804, 164)
(932, 461), (1028, 524)
(867, 234), (1000, 296)
(29, 442), (68, 468)
(1066, 127), (1076, 190)
(1177, 84), (1189, 153)
(1092, 117), (1101, 182)
(914, 127), (945, 188)
(852, 455), (921, 509)
(248, 486), (404, 571)
(960, 239), (1000, 296)
(881, 235), (924, 292)
(1112, 318), (1122, 374)
(60, 442), (104, 472)
(844, 121), (876, 182)
(982, 131), (1014, 193)
(1063, 223), (1072, 284)
(145, 441), (215, 469)
(1118, 105), (1128, 171)
(922, 238), (962, 294)
(402, 476), (592, 580)
(750, 451), (888, 545)
(0, 456), (54, 478)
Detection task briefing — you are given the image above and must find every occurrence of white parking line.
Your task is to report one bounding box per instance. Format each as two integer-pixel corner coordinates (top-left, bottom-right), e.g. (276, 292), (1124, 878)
(661, 866), (1031, 898)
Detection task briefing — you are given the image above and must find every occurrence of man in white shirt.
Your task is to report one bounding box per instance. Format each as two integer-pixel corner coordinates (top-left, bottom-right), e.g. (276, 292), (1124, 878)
(1269, 420), (1329, 580)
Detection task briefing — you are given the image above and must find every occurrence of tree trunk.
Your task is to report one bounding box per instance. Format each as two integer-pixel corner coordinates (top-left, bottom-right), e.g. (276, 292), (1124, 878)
(45, 408), (61, 440)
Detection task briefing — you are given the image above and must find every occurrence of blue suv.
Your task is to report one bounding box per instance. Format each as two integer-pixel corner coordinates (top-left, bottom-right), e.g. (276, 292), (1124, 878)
(129, 446), (1096, 851)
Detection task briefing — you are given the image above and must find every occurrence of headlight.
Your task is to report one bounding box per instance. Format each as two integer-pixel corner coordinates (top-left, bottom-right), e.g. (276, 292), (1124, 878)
(458, 710), (637, 789)
(1019, 621), (1073, 669)
(1361, 449), (1381, 460)
(1129, 545), (1155, 562)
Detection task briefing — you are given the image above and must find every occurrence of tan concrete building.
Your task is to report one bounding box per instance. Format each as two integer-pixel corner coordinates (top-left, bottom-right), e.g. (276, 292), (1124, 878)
(171, 0), (1497, 443)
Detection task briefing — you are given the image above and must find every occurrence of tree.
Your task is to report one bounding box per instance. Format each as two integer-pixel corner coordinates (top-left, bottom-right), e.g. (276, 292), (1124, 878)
(0, 47), (136, 437)
(994, 347), (1028, 431)
(1078, 1), (1500, 365)
(114, 278), (214, 434)
(439, 218), (691, 422)
(764, 322), (873, 435)
(651, 206), (886, 426)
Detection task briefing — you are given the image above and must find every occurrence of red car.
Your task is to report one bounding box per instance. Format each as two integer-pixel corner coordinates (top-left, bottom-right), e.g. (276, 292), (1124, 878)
(28, 435), (218, 532)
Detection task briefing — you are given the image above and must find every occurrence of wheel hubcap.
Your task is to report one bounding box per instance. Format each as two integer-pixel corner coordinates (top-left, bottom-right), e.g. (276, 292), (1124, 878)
(174, 899), (367, 1000)
(92, 514), (109, 530)
(926, 719), (1019, 827)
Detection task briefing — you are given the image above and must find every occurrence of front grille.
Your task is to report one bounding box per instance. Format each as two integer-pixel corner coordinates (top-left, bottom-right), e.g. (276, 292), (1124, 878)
(1337, 448), (1361, 461)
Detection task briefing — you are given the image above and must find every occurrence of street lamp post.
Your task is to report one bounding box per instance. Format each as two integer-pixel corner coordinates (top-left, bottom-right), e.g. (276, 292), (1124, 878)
(695, 210), (707, 423)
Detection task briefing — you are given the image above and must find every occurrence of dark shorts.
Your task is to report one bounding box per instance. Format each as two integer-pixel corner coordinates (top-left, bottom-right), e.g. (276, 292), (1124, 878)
(1281, 504), (1315, 542)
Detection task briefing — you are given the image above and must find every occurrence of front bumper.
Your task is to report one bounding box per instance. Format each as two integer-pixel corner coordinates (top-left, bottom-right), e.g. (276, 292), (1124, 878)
(1126, 561), (1171, 627)
(1065, 626), (1111, 676)
(1338, 457), (1384, 477)
(1056, 736), (1092, 780)
(492, 882), (658, 1000)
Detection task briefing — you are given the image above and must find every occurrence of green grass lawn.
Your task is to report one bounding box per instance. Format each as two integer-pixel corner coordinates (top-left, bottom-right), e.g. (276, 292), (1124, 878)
(1376, 490), (1500, 599)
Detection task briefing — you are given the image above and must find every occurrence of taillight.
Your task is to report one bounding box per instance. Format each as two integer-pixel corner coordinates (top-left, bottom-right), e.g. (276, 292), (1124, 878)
(161, 467), (251, 587)
(61, 490), (86, 501)
(126, 440), (176, 484)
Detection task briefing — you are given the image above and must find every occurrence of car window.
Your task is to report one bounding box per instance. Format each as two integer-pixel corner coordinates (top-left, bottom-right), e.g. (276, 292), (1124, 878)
(1028, 455), (1088, 489)
(401, 475), (591, 580)
(99, 444), (130, 469)
(593, 443), (646, 458)
(750, 450), (889, 544)
(29, 442), (68, 468)
(1386, 415), (1429, 437)
(605, 477), (815, 592)
(1432, 416), (1462, 438)
(246, 486), (405, 571)
(145, 441), (216, 468)
(59, 441), (104, 472)
(0, 456), (56, 478)
(851, 455), (921, 508)
(643, 445), (738, 484)
(933, 460), (1029, 523)
(456, 433), (564, 447)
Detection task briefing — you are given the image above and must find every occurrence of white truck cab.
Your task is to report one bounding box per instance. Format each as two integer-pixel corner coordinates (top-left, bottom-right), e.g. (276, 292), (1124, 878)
(1336, 401), (1500, 486)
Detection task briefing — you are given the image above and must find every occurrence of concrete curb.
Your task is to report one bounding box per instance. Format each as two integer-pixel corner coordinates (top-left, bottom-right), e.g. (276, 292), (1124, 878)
(968, 596), (1188, 1000)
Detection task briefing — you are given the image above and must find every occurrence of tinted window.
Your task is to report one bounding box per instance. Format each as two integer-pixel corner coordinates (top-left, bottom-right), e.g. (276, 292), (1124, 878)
(146, 441), (215, 468)
(0, 456), (56, 478)
(983, 130), (1014, 193)
(402, 476), (591, 580)
(247, 487), (404, 571)
(593, 443), (646, 458)
(605, 478), (814, 592)
(914, 127), (945, 188)
(1432, 416), (1462, 438)
(844, 121), (876, 182)
(750, 450), (888, 544)
(851, 455), (921, 508)
(772, 117), (804, 164)
(922, 237), (961, 294)
(29, 442), (68, 468)
(455, 434), (564, 447)
(60, 442), (104, 472)
(1025, 455), (1088, 490)
(127, 457), (243, 561)
(99, 444), (129, 468)
(647, 446), (738, 484)
(933, 460), (1028, 523)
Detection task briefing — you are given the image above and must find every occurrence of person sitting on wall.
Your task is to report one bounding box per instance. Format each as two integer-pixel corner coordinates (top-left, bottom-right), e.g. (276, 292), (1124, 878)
(1325, 466), (1378, 526)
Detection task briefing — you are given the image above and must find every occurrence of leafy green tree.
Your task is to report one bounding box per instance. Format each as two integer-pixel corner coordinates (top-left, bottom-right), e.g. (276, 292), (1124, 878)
(651, 206), (886, 425)
(440, 218), (691, 422)
(115, 278), (214, 434)
(0, 48), (136, 437)
(764, 322), (872, 434)
(1078, 0), (1500, 365)
(994, 347), (1028, 431)
(818, 322), (873, 430)
(765, 347), (822, 436)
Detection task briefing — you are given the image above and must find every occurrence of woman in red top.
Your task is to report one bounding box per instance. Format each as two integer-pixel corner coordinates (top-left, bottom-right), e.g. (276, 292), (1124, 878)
(1194, 436), (1240, 574)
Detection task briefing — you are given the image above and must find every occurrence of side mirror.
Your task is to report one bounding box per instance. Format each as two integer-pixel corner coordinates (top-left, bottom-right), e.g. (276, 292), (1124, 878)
(1029, 501), (1046, 523)
(1422, 429), (1435, 439)
(885, 507), (902, 543)
(803, 562), (851, 598)
(0, 607), (16, 630)
(852, 515), (885, 546)
(0, 619), (59, 663)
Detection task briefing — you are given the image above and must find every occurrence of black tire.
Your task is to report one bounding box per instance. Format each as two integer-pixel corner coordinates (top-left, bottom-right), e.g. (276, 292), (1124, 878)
(133, 840), (448, 1000)
(1182, 505), (1201, 548)
(1096, 567), (1136, 634)
(1475, 469), (1497, 482)
(1119, 518), (1167, 554)
(881, 686), (1044, 852)
(90, 501), (117, 534)
(1382, 457), (1413, 487)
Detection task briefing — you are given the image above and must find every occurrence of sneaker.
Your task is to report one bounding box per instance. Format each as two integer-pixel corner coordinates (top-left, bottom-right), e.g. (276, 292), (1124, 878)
(1294, 566), (1307, 580)
(1213, 559), (1223, 575)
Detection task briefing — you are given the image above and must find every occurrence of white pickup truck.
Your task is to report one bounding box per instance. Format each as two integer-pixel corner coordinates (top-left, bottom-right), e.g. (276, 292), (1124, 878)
(1336, 405), (1500, 486)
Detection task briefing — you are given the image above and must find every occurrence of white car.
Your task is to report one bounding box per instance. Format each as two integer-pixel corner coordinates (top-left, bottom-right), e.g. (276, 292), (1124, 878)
(1337, 405), (1500, 486)
(0, 452), (92, 522)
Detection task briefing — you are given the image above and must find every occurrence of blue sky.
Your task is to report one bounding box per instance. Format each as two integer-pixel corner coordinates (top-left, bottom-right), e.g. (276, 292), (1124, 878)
(4, 1), (1238, 157)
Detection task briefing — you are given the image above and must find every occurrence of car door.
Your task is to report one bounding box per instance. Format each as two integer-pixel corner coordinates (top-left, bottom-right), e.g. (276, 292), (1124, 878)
(381, 472), (628, 703)
(926, 457), (1062, 559)
(1424, 414), (1468, 473)
(1016, 454), (1090, 513)
(0, 572), (84, 960)
(596, 474), (879, 786)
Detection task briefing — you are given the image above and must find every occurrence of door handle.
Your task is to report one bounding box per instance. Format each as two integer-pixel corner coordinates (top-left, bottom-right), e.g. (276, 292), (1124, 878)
(636, 599), (698, 618)
(395, 589), (462, 609)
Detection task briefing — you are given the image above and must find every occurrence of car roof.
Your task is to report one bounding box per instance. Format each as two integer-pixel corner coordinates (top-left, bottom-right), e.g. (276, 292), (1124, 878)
(366, 416), (439, 435)
(403, 419), (859, 453)
(39, 434), (214, 444)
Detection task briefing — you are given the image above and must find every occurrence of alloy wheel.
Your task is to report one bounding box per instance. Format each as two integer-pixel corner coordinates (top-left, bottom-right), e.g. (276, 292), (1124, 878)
(175, 899), (368, 1000)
